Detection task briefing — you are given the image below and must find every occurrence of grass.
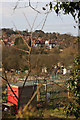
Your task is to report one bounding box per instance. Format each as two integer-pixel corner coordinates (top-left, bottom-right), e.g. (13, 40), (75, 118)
(49, 107), (75, 119)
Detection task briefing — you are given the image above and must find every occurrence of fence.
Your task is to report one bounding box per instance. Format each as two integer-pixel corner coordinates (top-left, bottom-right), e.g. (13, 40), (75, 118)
(25, 74), (70, 104)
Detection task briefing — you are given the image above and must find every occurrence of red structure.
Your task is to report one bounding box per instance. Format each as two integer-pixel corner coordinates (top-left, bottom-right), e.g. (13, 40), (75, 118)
(3, 82), (37, 114)
(7, 85), (18, 106)
(7, 82), (37, 108)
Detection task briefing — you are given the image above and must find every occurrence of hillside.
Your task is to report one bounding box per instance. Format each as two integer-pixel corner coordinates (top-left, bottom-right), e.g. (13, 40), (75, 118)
(1, 28), (78, 73)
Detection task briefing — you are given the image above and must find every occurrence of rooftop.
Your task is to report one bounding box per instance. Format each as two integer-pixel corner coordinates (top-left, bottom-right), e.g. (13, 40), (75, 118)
(10, 81), (36, 87)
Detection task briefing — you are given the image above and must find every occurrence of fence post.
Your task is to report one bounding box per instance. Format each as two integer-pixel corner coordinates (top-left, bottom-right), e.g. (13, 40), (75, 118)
(67, 83), (70, 98)
(45, 84), (47, 103)
(37, 80), (39, 101)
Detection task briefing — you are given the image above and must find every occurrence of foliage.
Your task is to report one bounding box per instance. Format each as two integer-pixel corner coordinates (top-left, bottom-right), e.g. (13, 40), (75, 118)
(47, 1), (80, 118)
(49, 2), (80, 24)
(2, 46), (27, 71)
(2, 28), (16, 36)
(65, 102), (80, 119)
(14, 37), (24, 45)
(65, 56), (80, 118)
(59, 46), (78, 66)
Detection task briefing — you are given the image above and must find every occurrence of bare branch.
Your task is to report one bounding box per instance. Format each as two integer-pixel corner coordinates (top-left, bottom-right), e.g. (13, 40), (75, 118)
(31, 12), (38, 31)
(14, 0), (41, 14)
(23, 12), (32, 30)
(41, 12), (48, 30)
(13, 0), (21, 11)
(12, 21), (31, 50)
(35, 2), (39, 9)
(29, 0), (41, 14)
(35, 12), (49, 40)
(23, 84), (42, 112)
(34, 17), (46, 30)
(12, 46), (30, 54)
(44, 10), (52, 15)
(1, 75), (19, 100)
(16, 3), (29, 9)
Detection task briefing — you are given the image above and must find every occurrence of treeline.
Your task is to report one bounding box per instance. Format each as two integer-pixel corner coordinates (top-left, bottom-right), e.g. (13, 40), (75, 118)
(2, 28), (77, 41)
(2, 45), (78, 72)
(2, 45), (28, 71)
(2, 28), (78, 73)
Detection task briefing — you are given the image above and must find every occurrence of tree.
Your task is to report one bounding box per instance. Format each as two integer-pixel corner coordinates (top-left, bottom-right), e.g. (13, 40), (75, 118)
(2, 46), (27, 71)
(2, 3), (50, 119)
(2, 28), (15, 36)
(48, 1), (80, 118)
(48, 1), (80, 52)
(65, 56), (80, 118)
(14, 37), (24, 45)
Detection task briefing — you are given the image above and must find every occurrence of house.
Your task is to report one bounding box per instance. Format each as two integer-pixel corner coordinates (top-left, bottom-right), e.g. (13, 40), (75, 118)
(63, 68), (67, 75)
(45, 40), (49, 49)
(34, 40), (45, 47)
(42, 67), (47, 73)
(49, 41), (56, 48)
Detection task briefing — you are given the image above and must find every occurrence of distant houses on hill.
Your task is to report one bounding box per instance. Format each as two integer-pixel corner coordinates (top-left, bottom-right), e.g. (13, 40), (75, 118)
(33, 39), (57, 49)
(2, 29), (74, 50)
(2, 33), (58, 49)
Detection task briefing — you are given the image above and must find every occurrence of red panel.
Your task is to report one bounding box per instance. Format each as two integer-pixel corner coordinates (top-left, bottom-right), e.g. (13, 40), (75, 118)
(7, 85), (18, 106)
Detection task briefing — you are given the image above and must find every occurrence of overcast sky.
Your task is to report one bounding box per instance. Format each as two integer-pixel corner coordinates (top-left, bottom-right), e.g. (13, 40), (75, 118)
(0, 0), (78, 36)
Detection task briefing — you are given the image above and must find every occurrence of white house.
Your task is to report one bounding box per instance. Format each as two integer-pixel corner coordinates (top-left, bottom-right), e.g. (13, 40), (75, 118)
(42, 67), (47, 73)
(63, 68), (67, 75)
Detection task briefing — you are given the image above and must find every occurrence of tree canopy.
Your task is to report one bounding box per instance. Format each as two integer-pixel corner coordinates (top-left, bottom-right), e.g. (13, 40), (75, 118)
(49, 1), (80, 26)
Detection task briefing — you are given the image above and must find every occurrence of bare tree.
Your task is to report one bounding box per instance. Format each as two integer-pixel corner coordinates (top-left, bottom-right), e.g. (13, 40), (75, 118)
(1, 0), (49, 106)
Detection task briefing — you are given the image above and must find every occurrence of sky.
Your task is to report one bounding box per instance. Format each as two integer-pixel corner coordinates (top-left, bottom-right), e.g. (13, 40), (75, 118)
(0, 0), (78, 36)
